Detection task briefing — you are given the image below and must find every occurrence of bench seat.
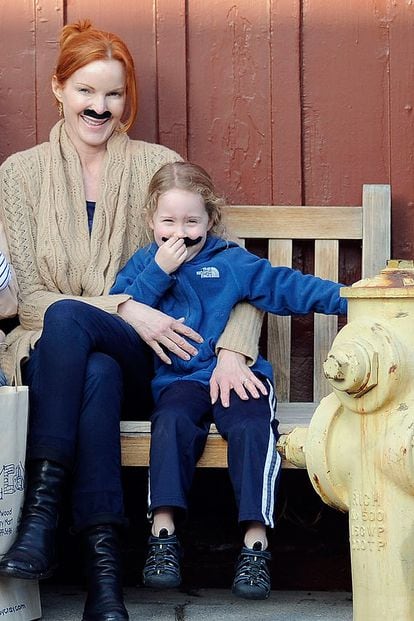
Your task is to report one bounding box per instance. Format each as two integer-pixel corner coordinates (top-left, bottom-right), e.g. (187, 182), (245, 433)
(120, 403), (316, 469)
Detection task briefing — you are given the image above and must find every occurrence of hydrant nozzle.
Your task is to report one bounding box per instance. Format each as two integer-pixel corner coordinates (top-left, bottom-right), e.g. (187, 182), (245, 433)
(323, 341), (378, 397)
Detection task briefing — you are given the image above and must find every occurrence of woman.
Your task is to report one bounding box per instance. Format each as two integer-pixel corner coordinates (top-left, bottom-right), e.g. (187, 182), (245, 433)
(0, 20), (264, 621)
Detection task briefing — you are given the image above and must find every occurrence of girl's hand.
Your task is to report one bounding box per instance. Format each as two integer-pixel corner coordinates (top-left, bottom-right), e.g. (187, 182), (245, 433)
(118, 299), (202, 364)
(210, 349), (268, 408)
(155, 236), (188, 274)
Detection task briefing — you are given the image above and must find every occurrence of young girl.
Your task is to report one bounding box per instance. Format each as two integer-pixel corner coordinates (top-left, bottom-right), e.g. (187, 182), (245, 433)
(110, 161), (347, 600)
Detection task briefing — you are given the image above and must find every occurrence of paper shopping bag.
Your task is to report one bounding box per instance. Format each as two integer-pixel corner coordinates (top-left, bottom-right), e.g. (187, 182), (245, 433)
(0, 386), (41, 620)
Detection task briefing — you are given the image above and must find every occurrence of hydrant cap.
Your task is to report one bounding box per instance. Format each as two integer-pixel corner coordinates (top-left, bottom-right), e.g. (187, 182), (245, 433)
(342, 260), (414, 298)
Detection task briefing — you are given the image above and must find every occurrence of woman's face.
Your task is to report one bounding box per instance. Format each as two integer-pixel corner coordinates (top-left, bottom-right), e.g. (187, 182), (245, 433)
(52, 59), (126, 152)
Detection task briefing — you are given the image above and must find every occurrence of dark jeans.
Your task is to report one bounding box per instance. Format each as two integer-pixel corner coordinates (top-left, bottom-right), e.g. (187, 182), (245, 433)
(23, 299), (154, 531)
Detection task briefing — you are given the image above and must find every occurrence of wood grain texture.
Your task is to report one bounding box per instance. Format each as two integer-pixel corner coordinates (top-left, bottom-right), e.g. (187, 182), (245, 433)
(0, 0), (36, 159)
(386, 2), (414, 259)
(362, 184), (391, 277)
(313, 240), (339, 401)
(120, 417), (310, 469)
(270, 0), (302, 205)
(156, 0), (188, 158)
(223, 205), (362, 239)
(301, 0), (390, 207)
(35, 0), (64, 143)
(268, 239), (293, 402)
(186, 0), (272, 203)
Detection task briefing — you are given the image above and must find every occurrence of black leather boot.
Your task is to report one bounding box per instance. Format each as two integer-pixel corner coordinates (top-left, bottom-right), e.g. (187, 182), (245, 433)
(82, 525), (129, 621)
(0, 459), (66, 580)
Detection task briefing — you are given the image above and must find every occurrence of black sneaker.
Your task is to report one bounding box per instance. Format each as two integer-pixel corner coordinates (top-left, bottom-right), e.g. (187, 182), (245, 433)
(142, 528), (182, 588)
(232, 541), (271, 600)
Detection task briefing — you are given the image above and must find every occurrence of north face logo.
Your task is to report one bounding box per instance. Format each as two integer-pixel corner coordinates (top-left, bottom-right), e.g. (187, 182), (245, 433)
(196, 267), (220, 278)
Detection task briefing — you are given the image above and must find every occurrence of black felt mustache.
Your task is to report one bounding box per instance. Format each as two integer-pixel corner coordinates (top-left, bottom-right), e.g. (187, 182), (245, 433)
(83, 109), (112, 120)
(162, 236), (203, 247)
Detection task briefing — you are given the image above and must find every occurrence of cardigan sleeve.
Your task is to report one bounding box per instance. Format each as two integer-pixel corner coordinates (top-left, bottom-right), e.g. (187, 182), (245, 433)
(216, 301), (264, 366)
(18, 292), (130, 331)
(0, 154), (130, 331)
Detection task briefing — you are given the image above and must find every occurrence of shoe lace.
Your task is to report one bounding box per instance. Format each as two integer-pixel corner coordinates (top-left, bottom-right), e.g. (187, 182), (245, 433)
(236, 552), (270, 587)
(146, 540), (180, 575)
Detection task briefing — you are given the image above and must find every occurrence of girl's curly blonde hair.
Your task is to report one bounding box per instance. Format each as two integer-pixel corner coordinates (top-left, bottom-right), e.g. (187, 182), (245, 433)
(144, 161), (227, 239)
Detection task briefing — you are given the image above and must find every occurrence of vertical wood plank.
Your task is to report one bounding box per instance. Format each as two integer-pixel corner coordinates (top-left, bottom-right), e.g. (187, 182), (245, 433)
(66, 0), (158, 143)
(268, 239), (293, 402)
(313, 240), (338, 402)
(156, 0), (187, 158)
(388, 2), (414, 259)
(0, 0), (36, 161)
(187, 0), (272, 204)
(361, 184), (391, 277)
(270, 0), (302, 205)
(35, 0), (64, 143)
(301, 0), (390, 206)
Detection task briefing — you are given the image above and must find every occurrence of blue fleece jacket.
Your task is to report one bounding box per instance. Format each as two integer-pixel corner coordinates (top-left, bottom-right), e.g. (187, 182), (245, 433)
(110, 236), (347, 400)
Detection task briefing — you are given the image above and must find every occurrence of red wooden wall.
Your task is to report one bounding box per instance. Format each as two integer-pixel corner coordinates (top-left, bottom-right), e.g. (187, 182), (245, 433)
(0, 1), (413, 258)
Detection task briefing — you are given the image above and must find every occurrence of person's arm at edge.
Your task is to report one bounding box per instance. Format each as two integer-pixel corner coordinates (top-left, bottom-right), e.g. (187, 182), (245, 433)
(216, 301), (263, 365)
(211, 302), (266, 407)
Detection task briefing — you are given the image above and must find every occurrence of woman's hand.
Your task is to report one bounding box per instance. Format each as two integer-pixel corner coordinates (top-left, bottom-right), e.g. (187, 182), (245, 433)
(210, 349), (268, 408)
(118, 299), (202, 364)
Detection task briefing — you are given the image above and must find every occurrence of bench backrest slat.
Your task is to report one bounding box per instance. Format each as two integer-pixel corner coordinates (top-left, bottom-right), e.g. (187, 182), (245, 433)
(267, 240), (293, 402)
(222, 205), (363, 239)
(361, 184), (391, 278)
(313, 239), (339, 402)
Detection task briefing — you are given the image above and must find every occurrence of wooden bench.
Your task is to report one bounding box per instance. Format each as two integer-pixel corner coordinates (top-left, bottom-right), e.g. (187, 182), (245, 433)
(120, 184), (391, 469)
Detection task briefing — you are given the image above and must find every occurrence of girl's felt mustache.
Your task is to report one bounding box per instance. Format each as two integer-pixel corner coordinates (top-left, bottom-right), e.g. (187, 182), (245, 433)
(161, 236), (203, 247)
(83, 109), (112, 120)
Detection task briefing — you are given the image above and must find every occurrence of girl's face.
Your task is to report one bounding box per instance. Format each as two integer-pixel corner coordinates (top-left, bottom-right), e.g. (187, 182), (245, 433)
(150, 188), (212, 261)
(52, 59), (126, 153)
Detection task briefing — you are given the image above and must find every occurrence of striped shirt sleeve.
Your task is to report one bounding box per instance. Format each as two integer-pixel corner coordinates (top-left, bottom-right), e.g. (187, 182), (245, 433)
(0, 251), (11, 292)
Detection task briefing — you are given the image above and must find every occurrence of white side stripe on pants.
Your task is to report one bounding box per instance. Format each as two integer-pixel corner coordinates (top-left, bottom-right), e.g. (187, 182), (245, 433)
(261, 380), (281, 528)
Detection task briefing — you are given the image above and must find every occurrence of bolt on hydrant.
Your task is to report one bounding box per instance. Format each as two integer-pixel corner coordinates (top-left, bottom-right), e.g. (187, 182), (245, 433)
(302, 260), (414, 621)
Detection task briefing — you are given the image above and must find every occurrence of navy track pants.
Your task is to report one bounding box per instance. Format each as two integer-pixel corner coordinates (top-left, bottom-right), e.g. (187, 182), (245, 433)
(148, 379), (281, 527)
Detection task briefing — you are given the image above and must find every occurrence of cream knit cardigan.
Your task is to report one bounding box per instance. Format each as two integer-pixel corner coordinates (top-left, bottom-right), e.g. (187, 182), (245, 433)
(0, 122), (262, 383)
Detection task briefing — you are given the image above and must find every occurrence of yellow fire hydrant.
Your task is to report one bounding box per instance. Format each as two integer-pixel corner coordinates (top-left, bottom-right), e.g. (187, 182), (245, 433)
(299, 260), (414, 620)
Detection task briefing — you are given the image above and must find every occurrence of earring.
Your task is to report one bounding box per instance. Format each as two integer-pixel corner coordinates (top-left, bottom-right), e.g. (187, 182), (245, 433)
(58, 102), (63, 118)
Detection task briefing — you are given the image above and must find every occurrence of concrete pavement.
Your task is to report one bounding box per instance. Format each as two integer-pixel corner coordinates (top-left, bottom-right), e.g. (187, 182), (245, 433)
(40, 585), (353, 620)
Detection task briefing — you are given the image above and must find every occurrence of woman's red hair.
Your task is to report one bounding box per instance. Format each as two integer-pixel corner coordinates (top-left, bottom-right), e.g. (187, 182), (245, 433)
(54, 19), (138, 132)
